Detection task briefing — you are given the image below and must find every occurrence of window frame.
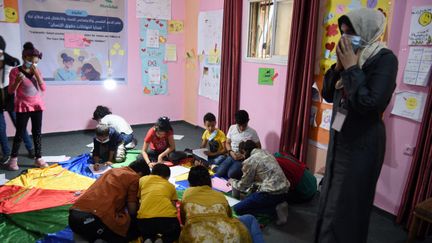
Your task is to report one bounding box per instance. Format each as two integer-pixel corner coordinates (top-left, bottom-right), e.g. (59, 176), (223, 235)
(243, 0), (292, 65)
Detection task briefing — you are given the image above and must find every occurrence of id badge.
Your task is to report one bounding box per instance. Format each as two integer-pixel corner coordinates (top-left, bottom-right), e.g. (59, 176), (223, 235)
(331, 108), (347, 132)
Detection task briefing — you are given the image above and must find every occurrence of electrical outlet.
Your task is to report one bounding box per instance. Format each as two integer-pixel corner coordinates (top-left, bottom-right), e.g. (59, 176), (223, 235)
(403, 145), (415, 156)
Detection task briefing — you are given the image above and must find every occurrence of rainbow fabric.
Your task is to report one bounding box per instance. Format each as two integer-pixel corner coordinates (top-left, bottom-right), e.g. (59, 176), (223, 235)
(0, 150), (188, 242)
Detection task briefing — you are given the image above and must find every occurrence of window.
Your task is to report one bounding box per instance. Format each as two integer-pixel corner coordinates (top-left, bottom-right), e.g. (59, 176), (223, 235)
(246, 0), (293, 64)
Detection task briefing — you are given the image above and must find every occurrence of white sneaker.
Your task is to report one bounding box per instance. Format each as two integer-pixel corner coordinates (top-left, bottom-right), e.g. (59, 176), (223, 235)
(275, 201), (289, 225)
(154, 238), (163, 243)
(125, 138), (137, 149)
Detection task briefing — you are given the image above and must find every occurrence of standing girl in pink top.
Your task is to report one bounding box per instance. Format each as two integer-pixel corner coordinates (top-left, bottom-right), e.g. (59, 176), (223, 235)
(6, 42), (47, 170)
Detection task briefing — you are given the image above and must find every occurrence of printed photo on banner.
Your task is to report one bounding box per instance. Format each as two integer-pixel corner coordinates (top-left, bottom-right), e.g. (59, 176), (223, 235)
(20, 0), (127, 84)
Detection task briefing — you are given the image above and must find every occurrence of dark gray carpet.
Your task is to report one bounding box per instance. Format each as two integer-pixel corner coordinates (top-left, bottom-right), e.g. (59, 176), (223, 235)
(1, 121), (429, 243)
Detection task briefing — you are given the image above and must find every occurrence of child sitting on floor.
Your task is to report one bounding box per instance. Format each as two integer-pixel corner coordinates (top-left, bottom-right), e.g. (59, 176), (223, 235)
(92, 123), (126, 170)
(215, 110), (261, 180)
(92, 105), (137, 149)
(230, 140), (290, 225)
(197, 112), (226, 168)
(137, 164), (180, 243)
(141, 116), (186, 168)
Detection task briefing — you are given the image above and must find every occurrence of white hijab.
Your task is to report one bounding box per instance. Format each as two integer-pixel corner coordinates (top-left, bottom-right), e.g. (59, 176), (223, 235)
(345, 8), (387, 68)
(335, 9), (387, 89)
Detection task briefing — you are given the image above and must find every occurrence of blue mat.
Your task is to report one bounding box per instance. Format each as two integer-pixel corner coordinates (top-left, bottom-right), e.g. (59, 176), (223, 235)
(36, 226), (73, 243)
(58, 154), (101, 180)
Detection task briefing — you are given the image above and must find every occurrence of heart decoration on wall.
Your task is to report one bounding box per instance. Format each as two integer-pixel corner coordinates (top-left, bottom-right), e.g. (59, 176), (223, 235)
(325, 42), (335, 52)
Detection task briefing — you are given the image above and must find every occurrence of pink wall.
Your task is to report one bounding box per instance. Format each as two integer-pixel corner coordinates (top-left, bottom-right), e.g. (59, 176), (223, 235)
(185, 0), (224, 127)
(374, 0), (431, 215)
(6, 1), (186, 136)
(238, 0), (288, 153)
(184, 0), (223, 127)
(195, 1), (224, 126)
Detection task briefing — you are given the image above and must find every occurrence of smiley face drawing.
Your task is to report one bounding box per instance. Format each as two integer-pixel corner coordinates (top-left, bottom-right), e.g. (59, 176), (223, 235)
(4, 7), (18, 23)
(419, 11), (432, 27)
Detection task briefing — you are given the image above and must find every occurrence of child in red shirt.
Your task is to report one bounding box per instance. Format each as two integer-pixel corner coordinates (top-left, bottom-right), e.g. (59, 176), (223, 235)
(141, 117), (185, 168)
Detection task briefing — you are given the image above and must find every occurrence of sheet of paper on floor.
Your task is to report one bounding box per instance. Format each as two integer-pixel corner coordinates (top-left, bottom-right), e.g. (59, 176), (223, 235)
(173, 134), (184, 140)
(0, 174), (9, 185)
(212, 177), (232, 193)
(225, 195), (240, 207)
(88, 164), (111, 175)
(42, 156), (71, 163)
(175, 173), (189, 181)
(169, 166), (190, 178)
(192, 148), (208, 161)
(86, 142), (94, 148)
(168, 177), (180, 188)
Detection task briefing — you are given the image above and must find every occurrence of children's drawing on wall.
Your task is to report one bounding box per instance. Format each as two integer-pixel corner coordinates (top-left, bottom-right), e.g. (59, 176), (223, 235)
(391, 91), (427, 122)
(0, 0), (18, 23)
(185, 49), (197, 70)
(320, 109), (332, 131)
(310, 106), (318, 127)
(139, 18), (168, 95)
(20, 0), (127, 84)
(409, 6), (432, 46)
(318, 0), (391, 75)
(136, 0), (171, 20)
(168, 20), (184, 34)
(197, 10), (223, 101)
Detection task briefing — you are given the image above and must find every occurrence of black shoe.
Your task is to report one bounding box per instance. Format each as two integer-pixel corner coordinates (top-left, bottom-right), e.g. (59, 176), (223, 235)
(1, 155), (11, 164)
(28, 149), (35, 158)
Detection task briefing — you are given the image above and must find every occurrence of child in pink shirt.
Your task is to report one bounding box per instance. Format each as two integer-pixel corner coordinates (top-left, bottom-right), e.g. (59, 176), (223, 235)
(6, 42), (47, 170)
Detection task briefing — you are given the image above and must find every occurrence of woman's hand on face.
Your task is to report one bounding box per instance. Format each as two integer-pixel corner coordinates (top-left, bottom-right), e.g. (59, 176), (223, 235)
(336, 36), (359, 70)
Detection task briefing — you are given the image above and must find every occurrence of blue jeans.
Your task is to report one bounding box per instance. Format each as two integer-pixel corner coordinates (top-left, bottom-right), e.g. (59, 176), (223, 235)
(208, 154), (226, 165)
(119, 133), (134, 144)
(0, 110), (33, 156)
(238, 214), (265, 243)
(234, 191), (287, 217)
(215, 156), (243, 179)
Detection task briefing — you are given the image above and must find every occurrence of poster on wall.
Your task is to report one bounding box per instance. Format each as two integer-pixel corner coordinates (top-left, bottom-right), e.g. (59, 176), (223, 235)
(139, 18), (168, 95)
(309, 0), (392, 148)
(317, 0), (391, 76)
(408, 6), (432, 46)
(391, 91), (427, 122)
(258, 68), (274, 85)
(21, 0), (127, 84)
(197, 10), (223, 101)
(136, 0), (171, 20)
(0, 22), (20, 57)
(0, 0), (20, 58)
(403, 47), (432, 86)
(0, 0), (5, 22)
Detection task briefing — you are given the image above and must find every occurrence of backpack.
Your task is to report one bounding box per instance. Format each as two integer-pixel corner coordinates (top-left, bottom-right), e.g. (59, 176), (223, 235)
(274, 152), (317, 200)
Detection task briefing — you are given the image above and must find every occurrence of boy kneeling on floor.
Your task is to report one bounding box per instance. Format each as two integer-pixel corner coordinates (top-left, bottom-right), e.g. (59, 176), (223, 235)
(69, 158), (150, 243)
(93, 123), (126, 170)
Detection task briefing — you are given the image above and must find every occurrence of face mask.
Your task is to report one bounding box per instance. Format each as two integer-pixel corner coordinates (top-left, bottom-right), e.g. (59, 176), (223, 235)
(343, 34), (363, 52)
(96, 138), (110, 144)
(24, 61), (33, 68)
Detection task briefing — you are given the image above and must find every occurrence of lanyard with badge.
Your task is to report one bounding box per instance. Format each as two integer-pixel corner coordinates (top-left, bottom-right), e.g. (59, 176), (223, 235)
(331, 92), (348, 132)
